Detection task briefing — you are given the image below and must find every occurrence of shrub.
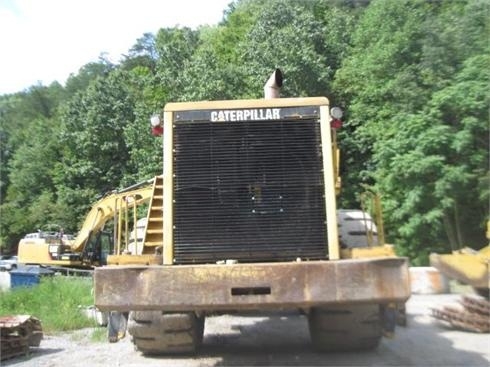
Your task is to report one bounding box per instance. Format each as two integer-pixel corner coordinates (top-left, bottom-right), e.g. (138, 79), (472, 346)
(0, 275), (96, 333)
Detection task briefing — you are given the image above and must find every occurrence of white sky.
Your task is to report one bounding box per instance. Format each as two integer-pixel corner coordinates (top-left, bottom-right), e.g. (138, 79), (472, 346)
(0, 0), (232, 95)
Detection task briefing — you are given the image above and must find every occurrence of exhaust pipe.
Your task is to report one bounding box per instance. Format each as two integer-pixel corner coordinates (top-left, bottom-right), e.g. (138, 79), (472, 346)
(264, 68), (283, 99)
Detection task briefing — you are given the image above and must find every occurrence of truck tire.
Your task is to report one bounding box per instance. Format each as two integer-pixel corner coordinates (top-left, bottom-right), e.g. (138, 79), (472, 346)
(308, 304), (382, 352)
(337, 209), (378, 248)
(127, 311), (205, 355)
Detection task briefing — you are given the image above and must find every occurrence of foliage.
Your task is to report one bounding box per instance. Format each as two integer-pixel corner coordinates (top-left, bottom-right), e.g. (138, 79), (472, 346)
(239, 0), (334, 98)
(0, 0), (488, 265)
(0, 276), (95, 332)
(0, 86), (66, 251)
(334, 0), (489, 263)
(64, 60), (114, 97)
(53, 71), (135, 230)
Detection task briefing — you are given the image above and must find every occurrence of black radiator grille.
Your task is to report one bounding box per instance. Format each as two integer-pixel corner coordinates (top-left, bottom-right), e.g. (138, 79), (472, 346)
(173, 118), (327, 264)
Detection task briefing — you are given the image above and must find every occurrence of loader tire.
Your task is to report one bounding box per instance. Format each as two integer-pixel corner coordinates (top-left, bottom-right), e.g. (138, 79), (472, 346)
(308, 304), (382, 352)
(128, 311), (204, 355)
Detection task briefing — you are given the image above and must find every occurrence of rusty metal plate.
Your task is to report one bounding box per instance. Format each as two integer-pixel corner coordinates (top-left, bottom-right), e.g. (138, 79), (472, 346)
(94, 258), (410, 312)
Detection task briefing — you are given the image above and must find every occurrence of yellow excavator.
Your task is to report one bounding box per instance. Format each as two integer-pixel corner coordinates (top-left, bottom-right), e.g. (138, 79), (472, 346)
(430, 221), (490, 298)
(429, 222), (489, 333)
(17, 176), (159, 269)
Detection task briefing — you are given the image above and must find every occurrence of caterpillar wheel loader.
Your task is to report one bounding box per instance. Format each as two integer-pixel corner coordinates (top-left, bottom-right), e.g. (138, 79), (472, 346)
(94, 69), (410, 354)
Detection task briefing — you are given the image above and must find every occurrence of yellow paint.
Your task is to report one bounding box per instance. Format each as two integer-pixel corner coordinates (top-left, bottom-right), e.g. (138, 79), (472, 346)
(163, 110), (174, 265)
(162, 97), (336, 264)
(71, 185), (154, 253)
(107, 254), (162, 265)
(430, 245), (489, 288)
(18, 179), (157, 267)
(475, 245), (490, 257)
(320, 105), (340, 260)
(164, 97), (330, 112)
(340, 245), (397, 259)
(141, 175), (164, 255)
(17, 241), (81, 266)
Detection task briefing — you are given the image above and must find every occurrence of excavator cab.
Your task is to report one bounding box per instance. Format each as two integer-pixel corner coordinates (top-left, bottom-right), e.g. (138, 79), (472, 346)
(82, 231), (114, 266)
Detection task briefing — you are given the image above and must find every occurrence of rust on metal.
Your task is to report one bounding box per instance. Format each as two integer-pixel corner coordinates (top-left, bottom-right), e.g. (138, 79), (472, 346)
(94, 257), (410, 312)
(431, 296), (490, 333)
(461, 295), (490, 316)
(0, 315), (43, 361)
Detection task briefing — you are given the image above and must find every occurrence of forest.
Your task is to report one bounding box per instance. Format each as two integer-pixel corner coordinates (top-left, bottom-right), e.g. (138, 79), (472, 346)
(0, 0), (488, 265)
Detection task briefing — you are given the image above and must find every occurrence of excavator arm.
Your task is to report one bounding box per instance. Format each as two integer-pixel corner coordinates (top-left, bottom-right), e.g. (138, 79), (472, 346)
(71, 178), (156, 253)
(18, 176), (160, 268)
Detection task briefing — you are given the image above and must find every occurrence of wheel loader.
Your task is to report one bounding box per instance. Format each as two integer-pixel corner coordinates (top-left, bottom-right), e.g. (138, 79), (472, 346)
(94, 69), (410, 353)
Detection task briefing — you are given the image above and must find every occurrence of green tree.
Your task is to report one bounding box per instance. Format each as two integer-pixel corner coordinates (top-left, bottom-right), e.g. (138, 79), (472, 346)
(0, 116), (64, 251)
(334, 0), (489, 263)
(154, 27), (200, 102)
(54, 71), (134, 230)
(65, 59), (114, 97)
(2, 0), (486, 267)
(121, 66), (166, 185)
(0, 84), (66, 251)
(122, 33), (158, 72)
(239, 0), (333, 98)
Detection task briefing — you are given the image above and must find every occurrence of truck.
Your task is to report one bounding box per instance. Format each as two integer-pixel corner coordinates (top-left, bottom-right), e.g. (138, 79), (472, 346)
(94, 69), (411, 353)
(17, 177), (157, 270)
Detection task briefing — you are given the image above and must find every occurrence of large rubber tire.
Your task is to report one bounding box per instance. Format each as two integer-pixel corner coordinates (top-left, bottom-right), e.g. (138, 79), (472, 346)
(337, 209), (378, 248)
(128, 311), (205, 355)
(308, 304), (382, 352)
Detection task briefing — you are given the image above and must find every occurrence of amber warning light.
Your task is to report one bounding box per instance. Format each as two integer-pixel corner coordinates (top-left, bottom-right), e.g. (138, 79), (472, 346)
(150, 115), (163, 136)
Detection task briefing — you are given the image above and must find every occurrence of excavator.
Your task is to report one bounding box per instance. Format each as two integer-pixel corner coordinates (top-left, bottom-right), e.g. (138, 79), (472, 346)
(430, 222), (489, 333)
(5, 178), (161, 359)
(17, 176), (160, 270)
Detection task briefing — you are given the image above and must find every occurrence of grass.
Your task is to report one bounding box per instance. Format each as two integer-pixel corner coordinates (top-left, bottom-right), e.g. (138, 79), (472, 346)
(90, 327), (108, 342)
(0, 275), (98, 333)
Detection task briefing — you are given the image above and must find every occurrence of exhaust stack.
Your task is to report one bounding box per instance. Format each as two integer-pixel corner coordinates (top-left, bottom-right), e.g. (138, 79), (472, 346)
(264, 69), (283, 99)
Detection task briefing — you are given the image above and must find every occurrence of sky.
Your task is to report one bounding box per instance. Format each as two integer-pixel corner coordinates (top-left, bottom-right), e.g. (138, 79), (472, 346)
(0, 0), (232, 95)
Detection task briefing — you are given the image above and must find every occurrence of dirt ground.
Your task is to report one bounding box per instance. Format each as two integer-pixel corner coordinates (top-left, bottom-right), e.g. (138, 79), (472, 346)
(4, 294), (490, 367)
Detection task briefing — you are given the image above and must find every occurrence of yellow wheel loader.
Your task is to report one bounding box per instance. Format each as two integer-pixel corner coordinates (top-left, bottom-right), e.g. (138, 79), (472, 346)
(94, 69), (411, 353)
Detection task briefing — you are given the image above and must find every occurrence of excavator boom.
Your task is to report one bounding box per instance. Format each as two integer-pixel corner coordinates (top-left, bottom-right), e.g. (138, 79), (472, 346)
(71, 183), (154, 253)
(18, 176), (160, 269)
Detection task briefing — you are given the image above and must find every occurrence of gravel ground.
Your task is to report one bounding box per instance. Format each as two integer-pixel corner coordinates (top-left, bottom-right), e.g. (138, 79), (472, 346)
(3, 294), (490, 367)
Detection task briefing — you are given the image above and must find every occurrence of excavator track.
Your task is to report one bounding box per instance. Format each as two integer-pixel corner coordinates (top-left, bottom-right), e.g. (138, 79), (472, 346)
(431, 296), (490, 333)
(0, 315), (43, 361)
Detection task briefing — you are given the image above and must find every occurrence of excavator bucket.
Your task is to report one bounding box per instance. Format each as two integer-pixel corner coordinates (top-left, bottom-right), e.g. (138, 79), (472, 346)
(430, 245), (490, 332)
(430, 245), (490, 294)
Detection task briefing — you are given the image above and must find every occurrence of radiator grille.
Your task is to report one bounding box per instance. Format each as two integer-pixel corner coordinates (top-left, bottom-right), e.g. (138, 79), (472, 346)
(173, 118), (327, 264)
